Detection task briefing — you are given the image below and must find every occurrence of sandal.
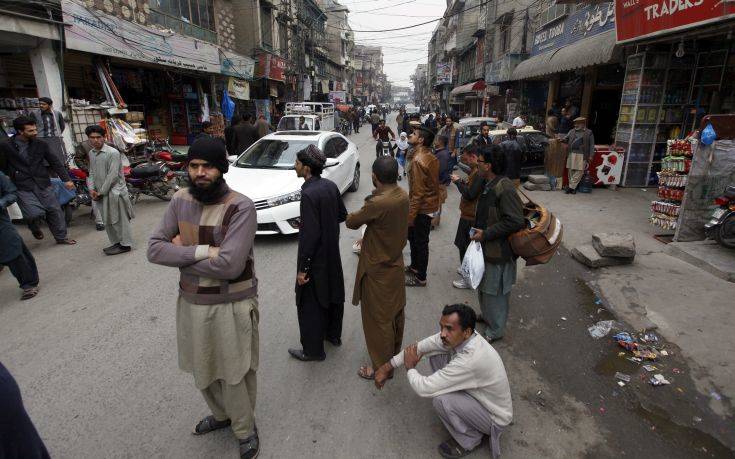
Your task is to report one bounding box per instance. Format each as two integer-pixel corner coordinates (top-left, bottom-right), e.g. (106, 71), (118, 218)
(405, 273), (427, 287)
(55, 239), (77, 245)
(31, 229), (44, 240)
(438, 437), (476, 459)
(21, 287), (39, 301)
(404, 265), (417, 274)
(239, 432), (260, 459)
(192, 415), (231, 435)
(357, 365), (375, 380)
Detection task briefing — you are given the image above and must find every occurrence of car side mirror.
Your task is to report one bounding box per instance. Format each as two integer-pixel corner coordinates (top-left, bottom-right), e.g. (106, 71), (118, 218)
(228, 155), (238, 163)
(325, 158), (340, 167)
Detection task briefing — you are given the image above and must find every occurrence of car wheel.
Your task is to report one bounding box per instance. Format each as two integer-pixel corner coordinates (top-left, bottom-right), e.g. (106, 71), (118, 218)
(348, 165), (360, 192)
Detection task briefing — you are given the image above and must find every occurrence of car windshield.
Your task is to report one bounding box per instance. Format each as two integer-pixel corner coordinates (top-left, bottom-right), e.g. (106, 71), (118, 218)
(235, 139), (314, 169)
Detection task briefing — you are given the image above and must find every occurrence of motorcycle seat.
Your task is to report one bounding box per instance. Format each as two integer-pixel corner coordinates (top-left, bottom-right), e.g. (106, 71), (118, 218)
(726, 185), (735, 198)
(131, 163), (162, 178)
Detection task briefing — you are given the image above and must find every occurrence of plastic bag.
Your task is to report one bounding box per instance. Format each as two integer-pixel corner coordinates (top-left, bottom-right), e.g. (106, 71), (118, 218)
(460, 241), (485, 289)
(587, 320), (615, 339)
(701, 123), (716, 145)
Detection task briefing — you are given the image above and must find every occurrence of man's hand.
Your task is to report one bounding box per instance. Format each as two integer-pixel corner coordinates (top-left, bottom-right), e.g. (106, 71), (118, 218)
(470, 228), (484, 242)
(297, 271), (310, 285)
(404, 343), (421, 370)
(90, 190), (99, 201)
(208, 246), (220, 259)
(172, 234), (183, 246)
(64, 181), (74, 191)
(450, 174), (461, 183)
(374, 362), (393, 390)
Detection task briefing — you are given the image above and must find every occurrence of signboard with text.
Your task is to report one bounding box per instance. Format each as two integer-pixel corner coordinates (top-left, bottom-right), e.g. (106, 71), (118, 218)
(531, 3), (616, 57)
(615, 0), (735, 43)
(220, 50), (255, 80)
(255, 53), (287, 82)
(61, 0), (220, 73)
(436, 62), (452, 85)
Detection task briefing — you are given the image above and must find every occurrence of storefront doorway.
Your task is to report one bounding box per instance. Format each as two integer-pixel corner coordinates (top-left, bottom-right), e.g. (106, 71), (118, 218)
(590, 89), (621, 144)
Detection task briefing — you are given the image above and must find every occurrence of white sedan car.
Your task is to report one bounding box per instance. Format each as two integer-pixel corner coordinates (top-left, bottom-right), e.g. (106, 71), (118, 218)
(224, 131), (360, 235)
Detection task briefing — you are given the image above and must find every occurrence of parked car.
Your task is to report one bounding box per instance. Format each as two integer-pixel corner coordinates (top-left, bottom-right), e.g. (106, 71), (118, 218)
(458, 126), (548, 178)
(224, 131), (360, 235)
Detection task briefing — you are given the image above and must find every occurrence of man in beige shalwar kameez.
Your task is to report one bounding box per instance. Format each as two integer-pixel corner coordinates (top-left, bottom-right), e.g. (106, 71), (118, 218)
(562, 117), (595, 194)
(346, 156), (409, 380)
(147, 137), (260, 459)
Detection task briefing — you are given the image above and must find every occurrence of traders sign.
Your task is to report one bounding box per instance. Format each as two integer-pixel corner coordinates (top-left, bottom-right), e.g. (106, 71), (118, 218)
(531, 3), (616, 56)
(615, 0), (735, 43)
(255, 53), (287, 82)
(61, 0), (220, 73)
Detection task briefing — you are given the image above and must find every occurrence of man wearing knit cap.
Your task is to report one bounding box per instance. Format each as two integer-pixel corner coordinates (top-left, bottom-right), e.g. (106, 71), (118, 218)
(289, 144), (347, 362)
(148, 136), (261, 459)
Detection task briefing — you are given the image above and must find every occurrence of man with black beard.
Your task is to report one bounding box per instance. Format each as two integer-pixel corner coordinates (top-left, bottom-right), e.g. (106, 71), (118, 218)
(147, 137), (261, 459)
(288, 145), (347, 361)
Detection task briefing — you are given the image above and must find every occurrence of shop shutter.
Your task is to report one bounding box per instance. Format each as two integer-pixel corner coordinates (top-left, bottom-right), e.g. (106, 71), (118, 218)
(1, 54), (36, 89)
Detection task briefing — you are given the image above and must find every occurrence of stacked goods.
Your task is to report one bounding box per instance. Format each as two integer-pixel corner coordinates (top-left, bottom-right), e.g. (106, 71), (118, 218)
(650, 138), (696, 230)
(571, 232), (635, 268)
(522, 175), (552, 191)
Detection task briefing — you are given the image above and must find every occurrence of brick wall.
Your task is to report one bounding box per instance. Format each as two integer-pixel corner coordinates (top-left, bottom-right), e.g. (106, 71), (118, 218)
(89, 0), (151, 25)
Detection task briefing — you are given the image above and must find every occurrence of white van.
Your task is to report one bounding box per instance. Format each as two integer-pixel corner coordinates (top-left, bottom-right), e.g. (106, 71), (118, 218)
(277, 102), (335, 132)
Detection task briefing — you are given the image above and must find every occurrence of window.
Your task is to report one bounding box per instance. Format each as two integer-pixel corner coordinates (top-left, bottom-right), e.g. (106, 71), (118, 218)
(261, 8), (273, 49)
(498, 14), (513, 54)
(334, 138), (348, 156)
(323, 138), (338, 158)
(279, 22), (288, 57)
(150, 0), (216, 42)
(538, 2), (569, 26)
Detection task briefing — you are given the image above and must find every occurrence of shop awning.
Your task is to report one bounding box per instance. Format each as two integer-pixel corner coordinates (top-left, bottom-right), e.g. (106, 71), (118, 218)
(511, 29), (618, 81)
(450, 80), (486, 97)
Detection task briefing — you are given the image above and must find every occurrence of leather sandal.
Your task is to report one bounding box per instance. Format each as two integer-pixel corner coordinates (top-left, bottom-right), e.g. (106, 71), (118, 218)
(239, 432), (260, 459)
(192, 415), (231, 435)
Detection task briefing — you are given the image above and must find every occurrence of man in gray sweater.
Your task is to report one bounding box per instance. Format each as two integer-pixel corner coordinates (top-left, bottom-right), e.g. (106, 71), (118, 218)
(147, 137), (260, 459)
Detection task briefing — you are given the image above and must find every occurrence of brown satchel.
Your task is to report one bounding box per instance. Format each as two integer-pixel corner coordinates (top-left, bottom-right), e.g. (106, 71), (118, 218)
(507, 188), (563, 266)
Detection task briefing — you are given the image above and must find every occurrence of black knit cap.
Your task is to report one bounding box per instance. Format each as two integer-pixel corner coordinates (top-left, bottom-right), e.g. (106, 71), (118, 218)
(187, 137), (229, 173)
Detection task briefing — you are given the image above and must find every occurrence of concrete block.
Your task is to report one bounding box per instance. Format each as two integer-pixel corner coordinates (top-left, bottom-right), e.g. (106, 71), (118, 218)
(592, 232), (636, 258)
(528, 174), (550, 184)
(523, 181), (551, 191)
(572, 244), (634, 268)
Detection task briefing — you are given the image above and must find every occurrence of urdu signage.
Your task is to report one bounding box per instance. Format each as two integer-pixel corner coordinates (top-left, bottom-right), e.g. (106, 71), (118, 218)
(531, 3), (616, 57)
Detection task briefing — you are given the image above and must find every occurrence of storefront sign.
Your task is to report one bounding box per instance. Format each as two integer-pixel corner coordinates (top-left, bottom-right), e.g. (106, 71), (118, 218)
(436, 62), (452, 85)
(61, 0), (220, 73)
(220, 50), (255, 80)
(228, 78), (250, 100)
(615, 0), (735, 43)
(485, 55), (523, 84)
(254, 99), (271, 124)
(531, 3), (616, 56)
(255, 53), (287, 82)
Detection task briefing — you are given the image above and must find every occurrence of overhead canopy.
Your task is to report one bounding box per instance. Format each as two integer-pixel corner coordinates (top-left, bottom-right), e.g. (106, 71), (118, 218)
(450, 80), (486, 96)
(511, 29), (618, 81)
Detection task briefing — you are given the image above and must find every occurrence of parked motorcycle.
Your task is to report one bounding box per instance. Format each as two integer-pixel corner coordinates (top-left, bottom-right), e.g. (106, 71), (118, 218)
(704, 185), (735, 248)
(124, 161), (178, 203)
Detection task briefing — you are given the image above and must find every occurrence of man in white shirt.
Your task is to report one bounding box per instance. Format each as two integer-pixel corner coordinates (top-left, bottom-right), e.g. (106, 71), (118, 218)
(375, 304), (512, 459)
(511, 114), (527, 128)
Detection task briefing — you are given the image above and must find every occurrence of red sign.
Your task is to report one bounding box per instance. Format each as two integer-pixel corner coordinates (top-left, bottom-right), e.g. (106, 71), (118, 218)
(255, 53), (286, 81)
(616, 0), (735, 43)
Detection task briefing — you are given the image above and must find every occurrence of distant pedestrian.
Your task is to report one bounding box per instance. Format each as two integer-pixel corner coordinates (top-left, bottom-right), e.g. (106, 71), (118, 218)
(0, 116), (76, 245)
(469, 145), (525, 342)
(32, 97), (67, 167)
(254, 114), (270, 139)
(0, 171), (40, 300)
(232, 114), (258, 155)
(511, 114), (527, 128)
(558, 108), (573, 134)
(370, 111), (381, 135)
(352, 108), (361, 133)
(450, 144), (485, 289)
(0, 361), (50, 458)
(373, 304), (513, 459)
(73, 139), (106, 231)
(562, 117), (594, 194)
(289, 145), (346, 362)
(147, 137), (260, 459)
(196, 121), (216, 141)
(545, 110), (558, 137)
(405, 125), (440, 287)
(432, 135), (451, 228)
(86, 125), (134, 255)
(474, 122), (492, 147)
(499, 127), (523, 187)
(347, 156), (409, 381)
(395, 132), (409, 179)
(436, 114), (460, 170)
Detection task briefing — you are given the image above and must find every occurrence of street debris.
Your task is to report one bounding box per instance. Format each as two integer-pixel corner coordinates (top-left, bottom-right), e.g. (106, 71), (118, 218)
(650, 374), (671, 386)
(615, 372), (631, 383)
(588, 320), (615, 339)
(642, 365), (657, 372)
(617, 381), (626, 387)
(710, 391), (722, 401)
(606, 330), (678, 389)
(561, 316), (567, 321)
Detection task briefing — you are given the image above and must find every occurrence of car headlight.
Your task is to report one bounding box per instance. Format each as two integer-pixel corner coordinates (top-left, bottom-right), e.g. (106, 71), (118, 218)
(267, 190), (301, 207)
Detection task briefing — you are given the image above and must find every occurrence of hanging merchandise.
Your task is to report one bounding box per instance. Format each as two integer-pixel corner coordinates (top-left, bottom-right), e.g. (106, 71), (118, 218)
(649, 138), (697, 231)
(221, 89), (235, 121)
(303, 76), (312, 101)
(201, 94), (210, 122)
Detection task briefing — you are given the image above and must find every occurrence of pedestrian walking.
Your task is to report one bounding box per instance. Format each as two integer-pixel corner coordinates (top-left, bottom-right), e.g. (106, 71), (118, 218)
(31, 97), (67, 167)
(469, 145), (525, 342)
(405, 125), (440, 287)
(86, 125), (134, 255)
(373, 304), (513, 459)
(254, 114), (270, 139)
(232, 114), (258, 155)
(346, 156), (409, 380)
(0, 361), (50, 458)
(395, 132), (409, 180)
(450, 144), (485, 289)
(432, 135), (452, 229)
(562, 117), (594, 194)
(0, 116), (76, 245)
(147, 137), (260, 459)
(289, 145), (346, 362)
(352, 108), (360, 134)
(0, 171), (40, 300)
(499, 127), (523, 187)
(74, 140), (106, 231)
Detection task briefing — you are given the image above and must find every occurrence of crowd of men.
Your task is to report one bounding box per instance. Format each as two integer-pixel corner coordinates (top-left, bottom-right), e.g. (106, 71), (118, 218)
(2, 108), (525, 459)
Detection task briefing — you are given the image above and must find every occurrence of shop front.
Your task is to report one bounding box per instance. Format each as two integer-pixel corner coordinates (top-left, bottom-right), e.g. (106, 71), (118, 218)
(613, 0), (735, 187)
(485, 55), (524, 120)
(252, 52), (287, 123)
(449, 80), (486, 116)
(511, 2), (622, 141)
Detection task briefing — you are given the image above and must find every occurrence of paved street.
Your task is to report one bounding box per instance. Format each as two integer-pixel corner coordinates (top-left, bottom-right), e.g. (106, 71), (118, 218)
(1, 115), (731, 458)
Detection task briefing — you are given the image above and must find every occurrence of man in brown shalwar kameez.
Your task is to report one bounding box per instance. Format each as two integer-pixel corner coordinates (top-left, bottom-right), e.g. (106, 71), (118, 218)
(346, 156), (409, 380)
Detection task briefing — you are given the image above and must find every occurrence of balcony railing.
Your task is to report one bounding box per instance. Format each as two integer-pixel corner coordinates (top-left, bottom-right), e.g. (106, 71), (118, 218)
(149, 10), (217, 44)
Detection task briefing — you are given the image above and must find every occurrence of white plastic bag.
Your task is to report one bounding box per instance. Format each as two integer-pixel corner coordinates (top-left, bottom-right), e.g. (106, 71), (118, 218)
(460, 241), (485, 289)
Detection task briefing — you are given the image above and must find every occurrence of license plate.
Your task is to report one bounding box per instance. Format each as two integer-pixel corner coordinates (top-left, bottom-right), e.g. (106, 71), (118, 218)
(711, 208), (726, 219)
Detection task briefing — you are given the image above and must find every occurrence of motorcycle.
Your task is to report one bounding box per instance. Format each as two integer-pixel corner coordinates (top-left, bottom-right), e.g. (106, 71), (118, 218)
(377, 140), (392, 158)
(124, 160), (178, 203)
(704, 185), (735, 248)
